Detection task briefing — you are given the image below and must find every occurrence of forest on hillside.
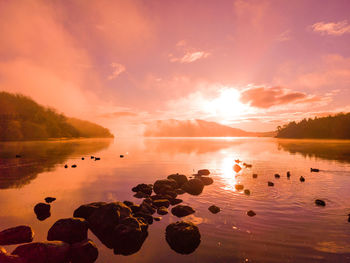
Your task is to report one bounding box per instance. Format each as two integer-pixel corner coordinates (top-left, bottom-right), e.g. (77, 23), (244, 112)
(276, 113), (350, 139)
(0, 92), (113, 141)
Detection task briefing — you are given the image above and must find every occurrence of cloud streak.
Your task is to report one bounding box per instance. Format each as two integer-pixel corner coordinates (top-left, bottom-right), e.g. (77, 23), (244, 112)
(240, 86), (324, 109)
(312, 20), (350, 36)
(170, 51), (210, 64)
(108, 62), (125, 79)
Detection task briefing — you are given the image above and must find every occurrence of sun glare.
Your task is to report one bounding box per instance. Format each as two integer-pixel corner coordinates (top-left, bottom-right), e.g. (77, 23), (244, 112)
(204, 88), (251, 119)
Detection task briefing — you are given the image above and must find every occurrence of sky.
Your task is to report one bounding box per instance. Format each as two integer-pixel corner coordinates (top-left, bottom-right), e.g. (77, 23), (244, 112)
(0, 0), (350, 135)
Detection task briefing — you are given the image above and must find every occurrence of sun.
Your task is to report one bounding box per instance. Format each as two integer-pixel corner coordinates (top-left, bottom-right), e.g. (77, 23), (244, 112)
(204, 87), (251, 119)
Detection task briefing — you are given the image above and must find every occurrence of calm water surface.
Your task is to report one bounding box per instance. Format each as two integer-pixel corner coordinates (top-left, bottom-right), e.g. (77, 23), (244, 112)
(1, 137), (350, 263)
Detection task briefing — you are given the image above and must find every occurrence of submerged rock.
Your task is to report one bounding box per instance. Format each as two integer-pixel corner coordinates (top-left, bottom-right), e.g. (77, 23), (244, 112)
(274, 174), (280, 179)
(171, 205), (195, 217)
(197, 169), (210, 176)
(315, 199), (326, 206)
(252, 174), (258, 178)
(71, 164), (77, 168)
(208, 205), (220, 214)
(243, 163), (252, 168)
(70, 239), (98, 263)
(197, 176), (214, 186)
(34, 203), (51, 221)
(167, 173), (188, 187)
(300, 176), (305, 182)
(12, 241), (70, 263)
(247, 210), (256, 217)
(94, 157), (100, 161)
(311, 168), (320, 172)
(268, 181), (274, 187)
(0, 226), (34, 246)
(287, 171), (291, 178)
(233, 164), (242, 173)
(165, 221), (201, 254)
(244, 189), (251, 195)
(181, 179), (204, 195)
(64, 164), (68, 168)
(44, 197), (56, 203)
(47, 218), (88, 244)
(235, 184), (244, 191)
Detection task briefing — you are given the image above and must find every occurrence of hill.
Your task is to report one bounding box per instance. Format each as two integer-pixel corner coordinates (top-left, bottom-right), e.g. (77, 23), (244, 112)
(276, 113), (350, 139)
(0, 92), (113, 141)
(144, 119), (274, 137)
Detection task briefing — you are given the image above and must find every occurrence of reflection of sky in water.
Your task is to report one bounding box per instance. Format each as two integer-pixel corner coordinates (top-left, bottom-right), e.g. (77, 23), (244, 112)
(0, 138), (350, 262)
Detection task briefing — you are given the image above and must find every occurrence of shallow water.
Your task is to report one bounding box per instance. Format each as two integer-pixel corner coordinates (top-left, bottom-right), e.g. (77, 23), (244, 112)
(1, 137), (350, 263)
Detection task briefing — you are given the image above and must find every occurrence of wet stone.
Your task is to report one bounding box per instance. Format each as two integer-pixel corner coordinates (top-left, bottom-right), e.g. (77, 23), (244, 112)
(208, 205), (220, 214)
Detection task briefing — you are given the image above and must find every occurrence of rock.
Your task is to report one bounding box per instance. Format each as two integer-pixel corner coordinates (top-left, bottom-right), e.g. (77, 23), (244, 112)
(197, 176), (214, 186)
(247, 210), (256, 217)
(131, 184), (153, 195)
(0, 248), (24, 263)
(165, 221), (201, 254)
(274, 174), (280, 179)
(139, 201), (156, 215)
(244, 189), (250, 195)
(120, 155), (124, 158)
(47, 218), (88, 244)
(34, 203), (50, 221)
(12, 241), (70, 263)
(44, 197), (56, 203)
(171, 205), (195, 217)
(71, 164), (77, 168)
(70, 239), (98, 263)
(197, 169), (210, 176)
(64, 164), (68, 168)
(157, 207), (168, 215)
(81, 157), (85, 160)
(153, 179), (178, 195)
(208, 205), (220, 214)
(153, 217), (161, 221)
(181, 179), (204, 195)
(15, 155), (21, 158)
(123, 201), (134, 207)
(315, 199), (326, 206)
(129, 205), (141, 214)
(0, 226), (34, 246)
(252, 174), (258, 178)
(235, 184), (244, 191)
(90, 156), (94, 159)
(235, 159), (240, 163)
(169, 198), (183, 206)
(133, 191), (149, 199)
(153, 199), (170, 208)
(233, 164), (242, 173)
(311, 168), (320, 172)
(268, 181), (274, 187)
(133, 213), (153, 225)
(300, 176), (305, 182)
(94, 157), (100, 161)
(175, 188), (186, 195)
(167, 173), (188, 187)
(287, 171), (291, 178)
(243, 163), (252, 168)
(73, 202), (107, 220)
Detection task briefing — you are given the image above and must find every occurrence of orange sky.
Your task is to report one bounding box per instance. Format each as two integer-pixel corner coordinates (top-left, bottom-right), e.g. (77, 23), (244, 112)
(1, 0), (350, 136)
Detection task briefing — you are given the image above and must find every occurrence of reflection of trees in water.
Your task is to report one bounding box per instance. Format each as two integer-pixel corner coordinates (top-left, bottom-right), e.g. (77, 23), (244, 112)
(144, 139), (244, 155)
(277, 140), (350, 163)
(0, 139), (112, 189)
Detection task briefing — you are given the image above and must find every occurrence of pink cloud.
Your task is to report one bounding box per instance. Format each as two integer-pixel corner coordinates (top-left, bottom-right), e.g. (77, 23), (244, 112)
(169, 51), (210, 64)
(240, 86), (324, 108)
(312, 20), (350, 36)
(108, 63), (125, 80)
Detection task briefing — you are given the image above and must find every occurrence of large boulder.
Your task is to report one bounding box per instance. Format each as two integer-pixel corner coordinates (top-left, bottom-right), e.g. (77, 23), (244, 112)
(131, 184), (153, 196)
(0, 226), (34, 245)
(153, 179), (177, 195)
(165, 221), (201, 254)
(70, 239), (98, 263)
(73, 202), (107, 220)
(181, 179), (204, 195)
(167, 174), (188, 187)
(47, 218), (88, 244)
(0, 247), (25, 263)
(34, 203), (50, 221)
(171, 205), (195, 217)
(12, 241), (70, 263)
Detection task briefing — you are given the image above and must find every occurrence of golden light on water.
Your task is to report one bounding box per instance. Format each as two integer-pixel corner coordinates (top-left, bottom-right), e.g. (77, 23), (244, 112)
(219, 156), (242, 192)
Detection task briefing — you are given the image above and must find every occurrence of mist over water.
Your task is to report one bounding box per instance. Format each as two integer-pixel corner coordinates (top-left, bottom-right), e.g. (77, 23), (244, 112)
(1, 137), (350, 263)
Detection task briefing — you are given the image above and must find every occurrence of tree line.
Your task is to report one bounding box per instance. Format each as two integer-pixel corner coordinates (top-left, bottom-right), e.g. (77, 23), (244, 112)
(276, 113), (350, 139)
(0, 92), (113, 141)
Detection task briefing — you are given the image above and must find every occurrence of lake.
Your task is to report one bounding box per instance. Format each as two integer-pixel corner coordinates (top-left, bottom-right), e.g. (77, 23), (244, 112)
(1, 137), (350, 263)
